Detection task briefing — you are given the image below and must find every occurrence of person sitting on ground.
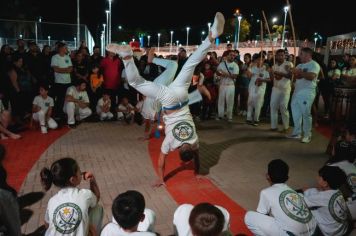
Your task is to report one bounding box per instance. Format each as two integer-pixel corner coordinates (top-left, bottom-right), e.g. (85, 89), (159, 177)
(173, 203), (229, 236)
(245, 159), (317, 235)
(40, 157), (103, 236)
(345, 124), (356, 155)
(96, 90), (113, 121)
(64, 79), (92, 128)
(32, 84), (58, 134)
(301, 165), (350, 236)
(0, 110), (21, 139)
(100, 190), (156, 236)
(117, 97), (135, 124)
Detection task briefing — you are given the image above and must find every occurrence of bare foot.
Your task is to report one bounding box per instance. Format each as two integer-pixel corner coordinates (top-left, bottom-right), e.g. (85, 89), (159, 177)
(9, 133), (21, 139)
(147, 48), (155, 63)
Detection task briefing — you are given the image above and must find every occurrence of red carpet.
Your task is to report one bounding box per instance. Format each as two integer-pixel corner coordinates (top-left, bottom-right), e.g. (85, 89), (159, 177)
(315, 123), (333, 139)
(0, 128), (69, 192)
(148, 137), (252, 235)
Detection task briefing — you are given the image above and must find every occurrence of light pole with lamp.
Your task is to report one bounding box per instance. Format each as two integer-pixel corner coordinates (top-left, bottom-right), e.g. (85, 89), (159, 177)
(105, 10), (109, 45)
(48, 36), (51, 46)
(170, 31), (174, 53)
(233, 9), (240, 50)
(77, 0), (80, 48)
(201, 31), (205, 43)
(103, 24), (106, 47)
(74, 37), (77, 49)
(314, 36), (318, 51)
(186, 27), (190, 47)
(281, 6), (289, 49)
(157, 33), (161, 52)
(237, 15), (242, 49)
(108, 0), (112, 44)
(147, 35), (151, 46)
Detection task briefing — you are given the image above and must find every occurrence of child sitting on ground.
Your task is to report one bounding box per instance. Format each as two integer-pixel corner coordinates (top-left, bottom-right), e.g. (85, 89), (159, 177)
(96, 90), (113, 121)
(244, 159), (317, 236)
(100, 190), (156, 236)
(40, 157), (103, 235)
(117, 97), (135, 124)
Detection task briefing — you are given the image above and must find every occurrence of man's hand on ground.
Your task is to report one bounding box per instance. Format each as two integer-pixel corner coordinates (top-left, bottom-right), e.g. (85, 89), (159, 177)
(152, 179), (166, 188)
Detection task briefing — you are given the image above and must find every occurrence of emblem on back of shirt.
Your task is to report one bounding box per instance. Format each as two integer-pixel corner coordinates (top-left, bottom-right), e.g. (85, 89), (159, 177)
(279, 190), (312, 223)
(45, 102), (50, 107)
(172, 121), (194, 141)
(53, 202), (82, 233)
(347, 173), (356, 193)
(329, 191), (348, 223)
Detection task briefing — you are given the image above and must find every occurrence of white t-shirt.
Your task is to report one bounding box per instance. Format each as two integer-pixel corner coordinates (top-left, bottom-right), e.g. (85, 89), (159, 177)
(51, 54), (72, 84)
(342, 67), (356, 77)
(327, 69), (341, 79)
(100, 224), (155, 236)
(256, 183), (316, 235)
(64, 86), (90, 109)
(45, 187), (97, 236)
(248, 66), (270, 96)
(33, 95), (54, 114)
(141, 98), (159, 121)
(161, 106), (198, 154)
(217, 61), (239, 86)
(294, 60), (320, 98)
(96, 97), (111, 114)
(272, 61), (294, 92)
(303, 188), (349, 236)
(173, 204), (230, 236)
(118, 103), (135, 115)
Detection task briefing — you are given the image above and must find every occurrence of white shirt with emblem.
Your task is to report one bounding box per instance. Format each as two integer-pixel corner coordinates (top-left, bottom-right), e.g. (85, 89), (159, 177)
(173, 204), (230, 236)
(96, 97), (111, 114)
(45, 187), (97, 236)
(272, 61), (294, 92)
(64, 86), (90, 109)
(293, 60), (320, 98)
(33, 95), (54, 114)
(51, 54), (72, 84)
(248, 66), (270, 97)
(100, 223), (156, 236)
(161, 106), (198, 154)
(217, 61), (239, 86)
(303, 188), (349, 236)
(256, 183), (316, 235)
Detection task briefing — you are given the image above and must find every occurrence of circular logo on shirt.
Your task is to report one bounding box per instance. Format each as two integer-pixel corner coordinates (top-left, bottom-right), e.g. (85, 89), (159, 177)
(329, 191), (348, 223)
(53, 203), (82, 234)
(347, 174), (356, 193)
(172, 122), (194, 141)
(279, 190), (312, 223)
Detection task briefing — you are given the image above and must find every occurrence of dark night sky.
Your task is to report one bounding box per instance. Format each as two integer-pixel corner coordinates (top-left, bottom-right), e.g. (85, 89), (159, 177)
(2, 0), (355, 44)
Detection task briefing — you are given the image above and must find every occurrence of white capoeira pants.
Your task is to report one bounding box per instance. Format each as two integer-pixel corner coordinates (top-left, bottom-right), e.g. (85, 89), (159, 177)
(98, 112), (113, 121)
(89, 204), (103, 235)
(64, 102), (92, 124)
(32, 110), (58, 129)
(270, 87), (291, 129)
(247, 91), (264, 122)
(123, 37), (213, 108)
(291, 92), (315, 138)
(218, 85), (235, 120)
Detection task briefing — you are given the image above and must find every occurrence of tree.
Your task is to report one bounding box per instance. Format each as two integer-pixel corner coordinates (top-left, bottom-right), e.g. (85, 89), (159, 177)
(223, 17), (251, 43)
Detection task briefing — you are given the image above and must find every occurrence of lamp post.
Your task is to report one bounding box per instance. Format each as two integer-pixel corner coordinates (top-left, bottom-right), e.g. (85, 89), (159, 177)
(281, 5), (289, 49)
(74, 37), (77, 49)
(170, 31), (174, 53)
(208, 22), (211, 32)
(233, 9), (240, 50)
(201, 31), (205, 43)
(101, 32), (104, 55)
(77, 0), (80, 48)
(157, 33), (161, 52)
(147, 35), (151, 46)
(314, 37), (318, 51)
(186, 27), (190, 47)
(103, 24), (106, 47)
(105, 10), (109, 45)
(108, 0), (112, 44)
(48, 36), (51, 46)
(176, 40), (179, 53)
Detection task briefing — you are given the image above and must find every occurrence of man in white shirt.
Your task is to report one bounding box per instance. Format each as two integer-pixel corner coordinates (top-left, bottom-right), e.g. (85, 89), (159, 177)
(216, 50), (239, 122)
(106, 12), (225, 187)
(100, 190), (156, 236)
(270, 49), (293, 132)
(287, 47), (320, 143)
(173, 203), (229, 236)
(245, 159), (317, 236)
(51, 42), (72, 120)
(32, 84), (58, 134)
(64, 79), (92, 128)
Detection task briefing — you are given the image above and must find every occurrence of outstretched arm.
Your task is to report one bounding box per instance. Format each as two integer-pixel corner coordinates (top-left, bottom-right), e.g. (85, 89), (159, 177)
(153, 152), (167, 187)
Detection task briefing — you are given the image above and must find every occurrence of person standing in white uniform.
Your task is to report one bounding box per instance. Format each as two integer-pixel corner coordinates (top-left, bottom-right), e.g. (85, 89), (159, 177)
(32, 84), (58, 134)
(106, 12), (225, 187)
(287, 47), (320, 143)
(270, 49), (293, 132)
(245, 159), (317, 236)
(216, 50), (239, 122)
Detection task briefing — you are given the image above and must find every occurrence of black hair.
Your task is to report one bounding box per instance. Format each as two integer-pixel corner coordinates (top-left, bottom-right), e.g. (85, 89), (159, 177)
(318, 165), (347, 190)
(327, 141), (355, 164)
(40, 157), (79, 191)
(268, 159), (289, 183)
(39, 83), (50, 91)
(189, 203), (225, 236)
(301, 47), (313, 56)
(93, 45), (100, 51)
(346, 123), (356, 136)
(276, 49), (285, 54)
(57, 42), (66, 49)
(74, 78), (87, 87)
(112, 190), (145, 229)
(12, 54), (23, 63)
(179, 147), (195, 162)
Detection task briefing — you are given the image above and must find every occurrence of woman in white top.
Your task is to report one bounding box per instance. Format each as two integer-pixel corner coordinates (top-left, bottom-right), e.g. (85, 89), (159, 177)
(341, 55), (356, 87)
(40, 157), (103, 236)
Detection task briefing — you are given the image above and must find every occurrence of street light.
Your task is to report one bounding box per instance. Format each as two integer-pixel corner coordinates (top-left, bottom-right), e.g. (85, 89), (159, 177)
(170, 31), (174, 53)
(186, 27), (190, 47)
(102, 24), (106, 47)
(201, 31), (205, 42)
(208, 22), (211, 32)
(147, 35), (151, 46)
(101, 32), (104, 55)
(272, 17), (278, 24)
(281, 5), (289, 49)
(157, 33), (161, 52)
(74, 37), (77, 49)
(108, 0), (112, 44)
(77, 0), (80, 49)
(48, 36), (51, 46)
(118, 25), (122, 30)
(233, 9), (242, 50)
(105, 10), (109, 45)
(176, 40), (179, 52)
(314, 37), (318, 51)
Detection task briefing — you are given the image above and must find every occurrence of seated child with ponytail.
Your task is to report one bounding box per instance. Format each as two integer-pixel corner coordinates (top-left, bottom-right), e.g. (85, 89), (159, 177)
(40, 157), (103, 236)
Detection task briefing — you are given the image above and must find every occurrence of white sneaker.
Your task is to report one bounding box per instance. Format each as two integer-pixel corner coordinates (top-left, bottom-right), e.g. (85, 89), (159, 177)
(286, 134), (301, 139)
(41, 126), (48, 134)
(301, 136), (312, 143)
(106, 44), (133, 58)
(211, 12), (225, 38)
